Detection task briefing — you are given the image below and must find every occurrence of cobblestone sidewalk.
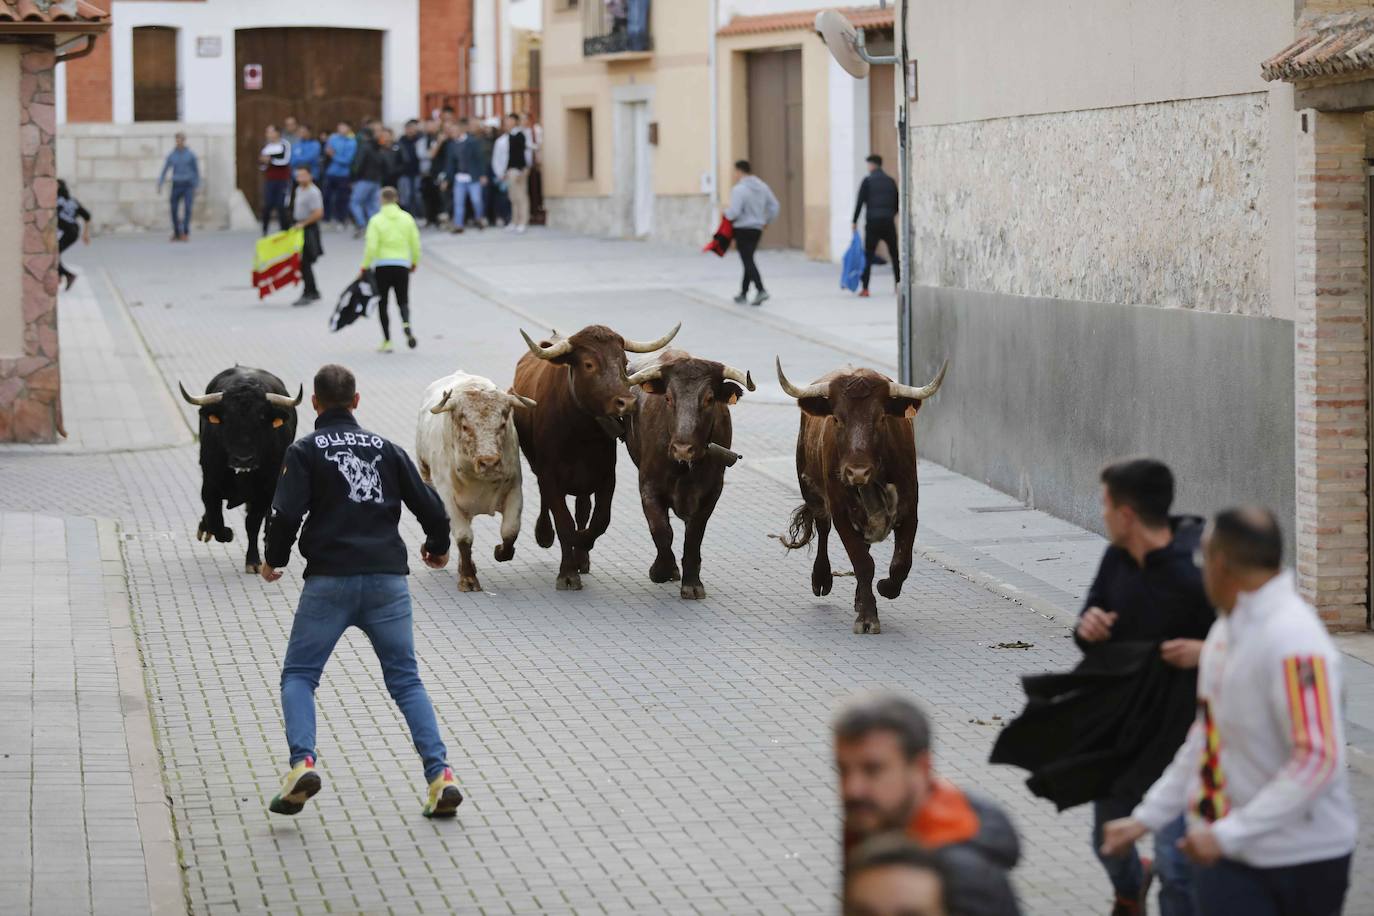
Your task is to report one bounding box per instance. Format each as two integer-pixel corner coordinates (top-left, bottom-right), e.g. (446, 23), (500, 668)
(0, 227), (1368, 915)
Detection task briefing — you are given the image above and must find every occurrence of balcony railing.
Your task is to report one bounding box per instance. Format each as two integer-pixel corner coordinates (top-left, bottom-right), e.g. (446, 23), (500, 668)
(424, 89), (541, 126)
(583, 0), (652, 57)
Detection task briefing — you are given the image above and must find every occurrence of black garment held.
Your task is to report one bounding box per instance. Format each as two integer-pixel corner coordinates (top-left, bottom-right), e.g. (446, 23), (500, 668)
(374, 265), (411, 341)
(862, 218), (899, 291)
(735, 227), (764, 296)
(264, 408), (450, 577)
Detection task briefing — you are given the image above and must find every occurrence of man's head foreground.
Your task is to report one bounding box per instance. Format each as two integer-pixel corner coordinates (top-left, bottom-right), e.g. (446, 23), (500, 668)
(1100, 457), (1173, 545)
(313, 364), (358, 413)
(1200, 507), (1283, 612)
(845, 834), (948, 916)
(866, 154), (883, 172)
(835, 693), (934, 839)
(380, 186), (399, 205)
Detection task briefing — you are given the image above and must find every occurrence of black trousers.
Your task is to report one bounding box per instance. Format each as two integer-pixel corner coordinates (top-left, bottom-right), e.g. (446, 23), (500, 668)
(300, 225), (321, 297)
(735, 227), (764, 295)
(374, 265), (411, 340)
(862, 217), (899, 290)
(57, 222), (79, 280)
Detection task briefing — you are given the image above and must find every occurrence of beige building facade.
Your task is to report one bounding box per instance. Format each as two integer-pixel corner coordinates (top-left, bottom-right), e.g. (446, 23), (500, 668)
(902, 0), (1374, 630)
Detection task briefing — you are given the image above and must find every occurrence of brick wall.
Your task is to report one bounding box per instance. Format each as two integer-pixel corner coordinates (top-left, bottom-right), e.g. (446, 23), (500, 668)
(62, 0), (112, 123)
(1294, 108), (1369, 630)
(420, 0), (473, 111)
(0, 44), (61, 443)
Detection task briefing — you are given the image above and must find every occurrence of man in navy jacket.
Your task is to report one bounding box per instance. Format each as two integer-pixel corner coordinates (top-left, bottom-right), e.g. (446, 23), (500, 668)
(261, 364), (463, 820)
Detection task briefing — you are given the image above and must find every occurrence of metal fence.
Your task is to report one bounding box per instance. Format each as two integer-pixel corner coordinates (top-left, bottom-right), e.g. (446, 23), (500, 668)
(423, 89), (541, 126)
(582, 0), (652, 56)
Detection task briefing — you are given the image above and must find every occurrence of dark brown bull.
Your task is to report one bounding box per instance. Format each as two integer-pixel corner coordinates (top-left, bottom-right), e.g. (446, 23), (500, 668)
(624, 349), (755, 599)
(777, 359), (946, 633)
(511, 322), (680, 590)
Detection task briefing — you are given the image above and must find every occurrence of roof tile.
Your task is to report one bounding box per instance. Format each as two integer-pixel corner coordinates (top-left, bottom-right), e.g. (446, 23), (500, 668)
(718, 5), (893, 38)
(0, 0), (109, 25)
(1263, 9), (1374, 82)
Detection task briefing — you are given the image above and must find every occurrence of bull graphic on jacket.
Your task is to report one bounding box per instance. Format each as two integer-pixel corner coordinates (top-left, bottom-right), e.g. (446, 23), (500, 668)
(265, 408), (450, 577)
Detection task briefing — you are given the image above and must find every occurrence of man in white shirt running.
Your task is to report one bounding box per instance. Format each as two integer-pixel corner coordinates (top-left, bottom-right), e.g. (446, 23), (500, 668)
(1101, 507), (1357, 916)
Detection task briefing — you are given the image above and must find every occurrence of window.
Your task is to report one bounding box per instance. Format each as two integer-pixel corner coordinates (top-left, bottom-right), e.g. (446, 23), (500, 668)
(133, 26), (179, 121)
(555, 0), (579, 11)
(567, 107), (594, 181)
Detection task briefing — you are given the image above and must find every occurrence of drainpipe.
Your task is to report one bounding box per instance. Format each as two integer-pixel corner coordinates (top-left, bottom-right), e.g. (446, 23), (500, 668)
(708, 0), (720, 226)
(896, 0), (912, 384)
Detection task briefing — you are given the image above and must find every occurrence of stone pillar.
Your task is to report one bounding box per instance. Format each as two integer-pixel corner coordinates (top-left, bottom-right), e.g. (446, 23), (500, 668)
(1294, 108), (1369, 629)
(0, 44), (60, 443)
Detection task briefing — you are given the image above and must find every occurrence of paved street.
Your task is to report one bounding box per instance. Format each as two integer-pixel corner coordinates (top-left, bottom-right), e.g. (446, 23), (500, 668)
(2, 225), (1373, 915)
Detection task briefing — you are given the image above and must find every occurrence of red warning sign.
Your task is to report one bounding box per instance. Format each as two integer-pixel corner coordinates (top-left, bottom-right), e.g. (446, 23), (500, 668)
(243, 63), (263, 91)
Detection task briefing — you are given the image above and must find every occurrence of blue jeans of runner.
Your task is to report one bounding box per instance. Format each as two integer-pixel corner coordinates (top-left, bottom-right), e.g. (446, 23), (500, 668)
(453, 179), (485, 225)
(169, 181), (194, 237)
(1093, 797), (1146, 899)
(322, 174), (351, 223)
(349, 179), (381, 227)
(280, 574), (449, 781)
(1153, 816), (1194, 916)
(1193, 853), (1350, 916)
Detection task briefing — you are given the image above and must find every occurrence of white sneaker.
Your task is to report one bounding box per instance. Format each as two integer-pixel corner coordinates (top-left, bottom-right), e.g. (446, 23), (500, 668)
(505, 224), (517, 233)
(516, 225), (528, 234)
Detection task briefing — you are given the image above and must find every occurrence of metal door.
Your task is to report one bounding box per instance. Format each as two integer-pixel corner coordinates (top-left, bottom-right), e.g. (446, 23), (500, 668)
(747, 48), (803, 249)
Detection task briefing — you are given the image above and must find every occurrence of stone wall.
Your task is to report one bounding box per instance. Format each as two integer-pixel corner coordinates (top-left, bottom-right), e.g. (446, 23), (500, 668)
(546, 192), (711, 248)
(910, 93), (1273, 316)
(55, 122), (252, 233)
(0, 44), (61, 443)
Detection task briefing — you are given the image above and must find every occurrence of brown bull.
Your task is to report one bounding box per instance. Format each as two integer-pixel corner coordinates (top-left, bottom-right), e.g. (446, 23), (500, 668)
(511, 322), (680, 590)
(624, 349), (755, 599)
(777, 358), (947, 633)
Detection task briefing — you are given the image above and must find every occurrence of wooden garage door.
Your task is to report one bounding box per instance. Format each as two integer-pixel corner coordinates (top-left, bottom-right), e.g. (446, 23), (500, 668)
(868, 63), (899, 178)
(133, 26), (178, 121)
(747, 49), (803, 250)
(235, 28), (382, 214)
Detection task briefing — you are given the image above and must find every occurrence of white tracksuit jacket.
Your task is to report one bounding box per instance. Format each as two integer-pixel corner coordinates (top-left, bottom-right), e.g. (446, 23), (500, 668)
(1133, 571), (1358, 868)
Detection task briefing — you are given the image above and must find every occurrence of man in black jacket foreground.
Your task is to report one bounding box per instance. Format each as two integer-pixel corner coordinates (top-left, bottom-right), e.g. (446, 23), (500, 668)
(851, 154), (900, 297)
(261, 364), (463, 819)
(1074, 458), (1212, 916)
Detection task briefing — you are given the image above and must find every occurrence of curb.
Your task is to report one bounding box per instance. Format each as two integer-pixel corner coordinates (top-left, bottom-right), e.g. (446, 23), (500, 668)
(99, 517), (187, 915)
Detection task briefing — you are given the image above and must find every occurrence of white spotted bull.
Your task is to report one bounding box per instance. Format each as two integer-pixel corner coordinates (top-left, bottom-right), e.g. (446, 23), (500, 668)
(416, 371), (536, 592)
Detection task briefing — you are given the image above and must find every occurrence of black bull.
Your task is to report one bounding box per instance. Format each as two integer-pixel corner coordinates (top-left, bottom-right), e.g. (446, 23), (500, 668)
(624, 350), (754, 599)
(179, 366), (301, 573)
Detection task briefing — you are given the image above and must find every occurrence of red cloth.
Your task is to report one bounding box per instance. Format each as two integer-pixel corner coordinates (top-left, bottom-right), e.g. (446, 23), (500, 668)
(252, 253), (301, 299)
(703, 216), (734, 257)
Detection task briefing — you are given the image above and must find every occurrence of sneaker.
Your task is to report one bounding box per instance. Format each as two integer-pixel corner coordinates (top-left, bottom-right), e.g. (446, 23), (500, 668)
(858, 289), (871, 298)
(291, 294), (318, 306)
(268, 756), (322, 816)
(733, 293), (748, 305)
(64, 273), (77, 291)
(352, 227), (364, 239)
(404, 325), (417, 350)
(378, 339), (394, 354)
(752, 290), (770, 306)
(422, 767), (463, 818)
(516, 225), (528, 234)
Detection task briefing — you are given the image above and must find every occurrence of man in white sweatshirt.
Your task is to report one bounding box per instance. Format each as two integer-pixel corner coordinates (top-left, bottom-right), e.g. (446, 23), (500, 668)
(1101, 507), (1356, 916)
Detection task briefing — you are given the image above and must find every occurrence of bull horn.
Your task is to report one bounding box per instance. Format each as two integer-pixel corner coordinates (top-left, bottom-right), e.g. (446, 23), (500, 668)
(722, 366), (756, 392)
(178, 382), (222, 407)
(622, 322), (681, 354)
(775, 357), (827, 401)
(521, 328), (573, 360)
(625, 363), (664, 387)
(889, 360), (949, 401)
(429, 390), (456, 414)
(508, 393), (537, 410)
(265, 385), (304, 408)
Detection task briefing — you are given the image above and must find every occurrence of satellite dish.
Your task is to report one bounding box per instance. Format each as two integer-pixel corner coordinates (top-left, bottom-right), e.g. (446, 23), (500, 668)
(816, 9), (870, 79)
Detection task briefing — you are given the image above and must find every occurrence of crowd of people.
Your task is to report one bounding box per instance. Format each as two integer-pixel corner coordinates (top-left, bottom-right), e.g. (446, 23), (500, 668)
(255, 109), (542, 240)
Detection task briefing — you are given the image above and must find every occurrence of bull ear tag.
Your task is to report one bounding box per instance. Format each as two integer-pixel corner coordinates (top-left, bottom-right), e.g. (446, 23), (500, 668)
(207, 414), (221, 424)
(903, 404), (920, 419)
(727, 392), (740, 406)
(272, 417), (285, 429)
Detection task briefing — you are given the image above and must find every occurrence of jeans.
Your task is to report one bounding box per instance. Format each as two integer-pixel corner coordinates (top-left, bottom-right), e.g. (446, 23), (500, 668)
(397, 175), (420, 216)
(1193, 853), (1350, 916)
(169, 181), (195, 237)
(1091, 803), (1193, 913)
(349, 179), (381, 228)
(322, 174), (352, 223)
(734, 227), (764, 295)
(281, 574), (448, 780)
(452, 179), (485, 224)
(261, 178), (291, 235)
(862, 217), (899, 290)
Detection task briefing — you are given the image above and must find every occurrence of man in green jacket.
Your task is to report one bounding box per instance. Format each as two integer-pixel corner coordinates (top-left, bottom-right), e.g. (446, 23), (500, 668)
(361, 186), (422, 352)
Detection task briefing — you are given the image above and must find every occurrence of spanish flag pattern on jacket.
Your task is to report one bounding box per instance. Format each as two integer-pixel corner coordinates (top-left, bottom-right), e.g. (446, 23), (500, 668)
(253, 227), (304, 299)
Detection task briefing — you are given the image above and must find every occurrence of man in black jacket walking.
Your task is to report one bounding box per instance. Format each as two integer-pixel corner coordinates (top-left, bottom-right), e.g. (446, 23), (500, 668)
(1076, 458), (1211, 916)
(261, 364), (463, 820)
(852, 155), (900, 297)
